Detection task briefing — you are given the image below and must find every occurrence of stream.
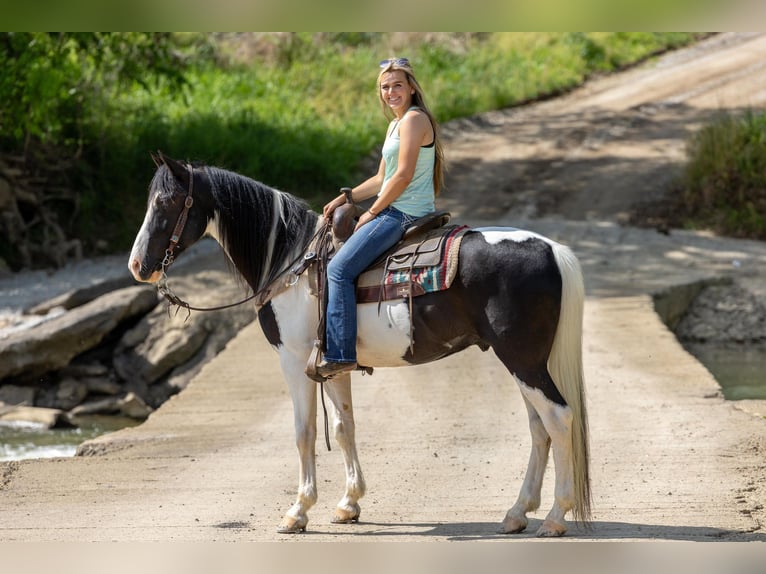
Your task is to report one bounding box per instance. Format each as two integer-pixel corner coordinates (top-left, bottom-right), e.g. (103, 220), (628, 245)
(0, 415), (139, 461)
(686, 344), (766, 401)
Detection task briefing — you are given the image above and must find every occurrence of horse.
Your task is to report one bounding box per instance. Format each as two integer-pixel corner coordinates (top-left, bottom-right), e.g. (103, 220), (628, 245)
(128, 153), (591, 537)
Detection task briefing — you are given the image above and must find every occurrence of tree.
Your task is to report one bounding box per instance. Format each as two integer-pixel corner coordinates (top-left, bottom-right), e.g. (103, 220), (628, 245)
(0, 33), (203, 269)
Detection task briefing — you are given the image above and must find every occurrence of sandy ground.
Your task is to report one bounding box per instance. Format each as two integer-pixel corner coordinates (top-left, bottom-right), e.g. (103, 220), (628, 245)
(1, 33), (765, 543)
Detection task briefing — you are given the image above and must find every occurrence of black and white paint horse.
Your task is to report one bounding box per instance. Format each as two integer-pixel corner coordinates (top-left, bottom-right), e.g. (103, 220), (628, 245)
(129, 154), (591, 537)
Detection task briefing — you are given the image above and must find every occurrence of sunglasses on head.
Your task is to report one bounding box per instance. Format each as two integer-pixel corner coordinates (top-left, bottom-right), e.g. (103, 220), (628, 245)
(379, 58), (410, 68)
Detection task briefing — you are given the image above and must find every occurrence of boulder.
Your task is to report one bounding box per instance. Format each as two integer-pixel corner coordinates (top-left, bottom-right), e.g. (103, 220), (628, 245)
(676, 283), (766, 344)
(0, 405), (72, 429)
(114, 313), (209, 386)
(59, 362), (109, 378)
(54, 377), (89, 410)
(68, 392), (153, 419)
(0, 384), (35, 406)
(82, 376), (121, 395)
(26, 275), (136, 315)
(0, 285), (159, 380)
(112, 269), (256, 389)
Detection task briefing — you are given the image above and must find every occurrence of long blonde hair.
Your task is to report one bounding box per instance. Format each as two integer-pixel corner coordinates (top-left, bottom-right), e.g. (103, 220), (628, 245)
(378, 59), (445, 196)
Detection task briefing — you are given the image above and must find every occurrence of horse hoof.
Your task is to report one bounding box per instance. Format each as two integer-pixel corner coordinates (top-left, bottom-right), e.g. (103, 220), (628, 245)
(499, 515), (528, 534)
(332, 506), (361, 524)
(277, 516), (307, 534)
(536, 519), (567, 537)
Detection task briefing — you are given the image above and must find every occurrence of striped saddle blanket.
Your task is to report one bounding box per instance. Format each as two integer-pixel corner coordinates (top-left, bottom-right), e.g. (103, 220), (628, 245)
(356, 225), (470, 304)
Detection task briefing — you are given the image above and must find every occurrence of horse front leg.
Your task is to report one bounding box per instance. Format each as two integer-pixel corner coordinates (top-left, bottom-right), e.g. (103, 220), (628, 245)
(277, 355), (318, 534)
(502, 394), (551, 534)
(322, 373), (366, 524)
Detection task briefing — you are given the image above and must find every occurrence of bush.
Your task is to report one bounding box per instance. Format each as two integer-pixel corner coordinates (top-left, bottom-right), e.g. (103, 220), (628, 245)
(681, 111), (766, 238)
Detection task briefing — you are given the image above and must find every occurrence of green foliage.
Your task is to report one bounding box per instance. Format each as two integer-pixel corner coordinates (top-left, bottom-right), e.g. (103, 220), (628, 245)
(0, 33), (205, 147)
(681, 111), (766, 238)
(1, 32), (702, 262)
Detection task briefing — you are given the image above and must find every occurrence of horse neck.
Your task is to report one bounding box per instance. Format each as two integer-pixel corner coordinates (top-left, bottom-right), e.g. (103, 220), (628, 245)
(204, 167), (319, 294)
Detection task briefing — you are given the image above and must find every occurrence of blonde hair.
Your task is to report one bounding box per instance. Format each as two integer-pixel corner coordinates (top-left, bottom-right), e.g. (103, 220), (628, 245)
(377, 60), (445, 196)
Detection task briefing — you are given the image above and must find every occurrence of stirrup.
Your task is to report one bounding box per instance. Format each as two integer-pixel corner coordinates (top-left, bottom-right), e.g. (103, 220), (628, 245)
(305, 341), (325, 383)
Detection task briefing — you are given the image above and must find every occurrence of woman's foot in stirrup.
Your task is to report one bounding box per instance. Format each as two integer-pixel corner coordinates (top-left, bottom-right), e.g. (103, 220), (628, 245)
(315, 360), (357, 379)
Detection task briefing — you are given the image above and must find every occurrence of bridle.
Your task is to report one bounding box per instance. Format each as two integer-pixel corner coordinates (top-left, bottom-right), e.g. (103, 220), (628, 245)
(156, 163), (260, 315)
(155, 162), (324, 317)
(160, 163), (195, 274)
(155, 161), (335, 450)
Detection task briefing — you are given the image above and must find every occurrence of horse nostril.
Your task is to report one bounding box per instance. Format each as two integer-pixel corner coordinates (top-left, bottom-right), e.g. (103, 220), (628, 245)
(129, 258), (141, 278)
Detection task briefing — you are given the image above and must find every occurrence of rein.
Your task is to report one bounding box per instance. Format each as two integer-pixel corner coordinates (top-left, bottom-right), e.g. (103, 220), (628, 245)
(156, 164), (324, 317)
(155, 163), (334, 451)
(156, 164), (260, 316)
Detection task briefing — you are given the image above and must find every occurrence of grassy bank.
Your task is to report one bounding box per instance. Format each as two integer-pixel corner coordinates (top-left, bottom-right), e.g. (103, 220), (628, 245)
(1, 33), (702, 267)
(92, 32), (698, 249)
(679, 110), (766, 239)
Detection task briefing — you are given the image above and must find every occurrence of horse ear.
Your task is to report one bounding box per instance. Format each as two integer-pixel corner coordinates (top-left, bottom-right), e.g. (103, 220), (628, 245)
(160, 153), (190, 187)
(150, 151), (162, 167)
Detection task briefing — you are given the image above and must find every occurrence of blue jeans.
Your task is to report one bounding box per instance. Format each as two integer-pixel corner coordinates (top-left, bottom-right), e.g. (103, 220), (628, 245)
(324, 206), (417, 363)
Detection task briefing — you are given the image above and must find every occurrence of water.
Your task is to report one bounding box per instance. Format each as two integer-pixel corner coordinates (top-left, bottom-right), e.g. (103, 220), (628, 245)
(0, 416), (140, 461)
(686, 343), (766, 401)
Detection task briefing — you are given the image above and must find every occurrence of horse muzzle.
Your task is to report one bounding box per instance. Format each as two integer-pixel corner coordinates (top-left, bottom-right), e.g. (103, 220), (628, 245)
(129, 256), (163, 284)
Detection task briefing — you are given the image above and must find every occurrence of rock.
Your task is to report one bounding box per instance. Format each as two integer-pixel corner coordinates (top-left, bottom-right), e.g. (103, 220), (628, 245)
(0, 384), (35, 406)
(82, 376), (121, 395)
(69, 392), (152, 420)
(0, 405), (72, 428)
(118, 392), (154, 419)
(676, 283), (766, 344)
(59, 362), (109, 378)
(27, 275), (137, 315)
(112, 263), (257, 394)
(55, 377), (89, 410)
(0, 285), (159, 380)
(114, 313), (209, 386)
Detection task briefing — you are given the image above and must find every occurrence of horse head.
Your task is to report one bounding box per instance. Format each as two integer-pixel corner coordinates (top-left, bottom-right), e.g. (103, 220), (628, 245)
(128, 152), (213, 283)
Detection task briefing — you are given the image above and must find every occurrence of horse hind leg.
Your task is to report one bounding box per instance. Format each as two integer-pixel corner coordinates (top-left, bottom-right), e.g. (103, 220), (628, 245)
(515, 375), (576, 537)
(501, 394), (551, 534)
(322, 373), (366, 524)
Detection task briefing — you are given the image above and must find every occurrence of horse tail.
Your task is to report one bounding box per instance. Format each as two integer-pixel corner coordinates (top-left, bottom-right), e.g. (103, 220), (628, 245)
(548, 242), (591, 524)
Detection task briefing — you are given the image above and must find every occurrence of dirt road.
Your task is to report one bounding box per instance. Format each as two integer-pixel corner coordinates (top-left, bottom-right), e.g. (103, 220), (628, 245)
(1, 33), (765, 542)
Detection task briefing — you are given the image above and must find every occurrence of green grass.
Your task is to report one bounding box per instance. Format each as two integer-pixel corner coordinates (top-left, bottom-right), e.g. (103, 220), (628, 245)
(680, 110), (766, 239)
(18, 33), (705, 255)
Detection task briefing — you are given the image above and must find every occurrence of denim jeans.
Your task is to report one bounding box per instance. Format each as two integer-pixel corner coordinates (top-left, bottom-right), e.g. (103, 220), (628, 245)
(324, 206), (417, 363)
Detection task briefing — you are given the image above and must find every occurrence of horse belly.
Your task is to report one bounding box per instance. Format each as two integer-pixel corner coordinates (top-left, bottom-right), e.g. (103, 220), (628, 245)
(355, 300), (412, 367)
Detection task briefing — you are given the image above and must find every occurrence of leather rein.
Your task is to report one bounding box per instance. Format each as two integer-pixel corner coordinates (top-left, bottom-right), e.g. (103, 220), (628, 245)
(156, 163), (320, 317)
(155, 165), (337, 452)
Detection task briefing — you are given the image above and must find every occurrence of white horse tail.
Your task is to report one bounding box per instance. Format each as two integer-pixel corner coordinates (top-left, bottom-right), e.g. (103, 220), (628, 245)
(548, 242), (591, 523)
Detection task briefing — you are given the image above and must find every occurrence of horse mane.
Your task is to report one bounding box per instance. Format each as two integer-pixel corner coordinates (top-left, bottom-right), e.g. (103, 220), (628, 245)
(202, 166), (319, 293)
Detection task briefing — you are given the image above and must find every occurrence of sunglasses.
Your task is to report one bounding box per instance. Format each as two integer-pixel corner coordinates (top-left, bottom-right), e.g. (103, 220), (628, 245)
(379, 58), (410, 68)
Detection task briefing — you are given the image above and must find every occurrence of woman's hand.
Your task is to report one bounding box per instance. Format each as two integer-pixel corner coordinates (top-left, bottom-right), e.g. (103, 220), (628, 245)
(354, 210), (377, 231)
(322, 194), (348, 221)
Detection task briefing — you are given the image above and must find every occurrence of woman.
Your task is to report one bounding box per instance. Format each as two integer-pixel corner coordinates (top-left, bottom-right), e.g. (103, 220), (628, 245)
(314, 57), (445, 379)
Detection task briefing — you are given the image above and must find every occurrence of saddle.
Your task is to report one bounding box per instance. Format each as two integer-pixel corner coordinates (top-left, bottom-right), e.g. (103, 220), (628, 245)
(355, 223), (467, 304)
(300, 188), (467, 382)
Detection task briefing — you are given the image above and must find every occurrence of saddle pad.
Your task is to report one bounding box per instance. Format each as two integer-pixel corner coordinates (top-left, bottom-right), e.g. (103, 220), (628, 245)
(356, 225), (469, 304)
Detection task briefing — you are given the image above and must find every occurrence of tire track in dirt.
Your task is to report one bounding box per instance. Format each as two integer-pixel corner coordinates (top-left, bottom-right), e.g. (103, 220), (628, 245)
(439, 32), (766, 224)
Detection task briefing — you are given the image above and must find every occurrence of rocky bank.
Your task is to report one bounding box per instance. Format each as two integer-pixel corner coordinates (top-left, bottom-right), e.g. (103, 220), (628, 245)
(0, 239), (256, 428)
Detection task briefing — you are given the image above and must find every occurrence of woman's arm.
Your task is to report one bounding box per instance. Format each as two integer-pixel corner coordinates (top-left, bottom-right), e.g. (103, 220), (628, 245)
(355, 111), (430, 229)
(322, 158), (385, 220)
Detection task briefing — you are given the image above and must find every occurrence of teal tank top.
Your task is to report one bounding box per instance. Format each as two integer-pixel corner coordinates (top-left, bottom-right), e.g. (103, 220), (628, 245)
(380, 108), (436, 217)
